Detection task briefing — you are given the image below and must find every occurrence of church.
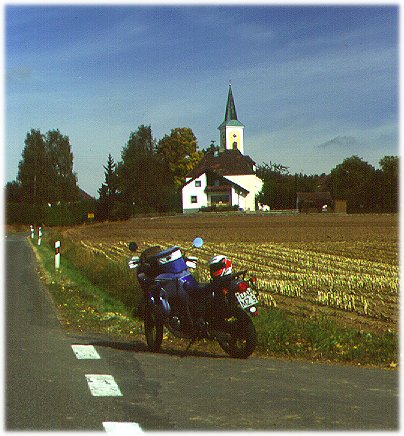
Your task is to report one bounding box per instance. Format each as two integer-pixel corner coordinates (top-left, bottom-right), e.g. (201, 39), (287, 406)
(182, 84), (263, 213)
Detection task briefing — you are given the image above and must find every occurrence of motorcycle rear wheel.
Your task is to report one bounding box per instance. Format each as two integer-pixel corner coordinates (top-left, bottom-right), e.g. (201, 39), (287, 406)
(144, 304), (164, 352)
(217, 308), (257, 358)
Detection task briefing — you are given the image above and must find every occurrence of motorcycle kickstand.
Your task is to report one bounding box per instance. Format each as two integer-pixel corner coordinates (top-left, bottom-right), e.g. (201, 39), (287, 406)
(183, 336), (197, 357)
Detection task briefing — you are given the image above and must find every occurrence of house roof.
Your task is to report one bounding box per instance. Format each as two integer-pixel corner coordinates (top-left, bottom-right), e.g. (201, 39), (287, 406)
(183, 168), (250, 195)
(205, 171), (249, 195)
(186, 149), (256, 180)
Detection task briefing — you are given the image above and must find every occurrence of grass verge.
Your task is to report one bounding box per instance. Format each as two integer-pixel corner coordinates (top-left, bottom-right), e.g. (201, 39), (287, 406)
(30, 235), (144, 339)
(254, 308), (398, 367)
(30, 233), (398, 367)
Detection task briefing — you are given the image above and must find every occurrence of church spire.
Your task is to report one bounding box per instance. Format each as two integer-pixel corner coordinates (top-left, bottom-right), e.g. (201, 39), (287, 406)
(224, 82), (238, 122)
(218, 82), (245, 154)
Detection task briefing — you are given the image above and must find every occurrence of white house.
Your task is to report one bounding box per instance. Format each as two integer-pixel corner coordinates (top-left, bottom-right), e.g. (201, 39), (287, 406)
(182, 84), (263, 213)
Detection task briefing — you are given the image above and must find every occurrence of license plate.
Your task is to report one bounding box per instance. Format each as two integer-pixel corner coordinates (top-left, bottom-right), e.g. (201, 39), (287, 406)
(235, 288), (258, 309)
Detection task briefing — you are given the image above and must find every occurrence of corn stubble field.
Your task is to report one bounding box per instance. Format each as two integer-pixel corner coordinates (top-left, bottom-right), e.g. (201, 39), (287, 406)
(64, 213), (398, 336)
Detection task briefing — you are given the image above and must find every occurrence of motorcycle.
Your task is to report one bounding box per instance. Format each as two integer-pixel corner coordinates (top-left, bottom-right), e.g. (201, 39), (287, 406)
(128, 238), (259, 358)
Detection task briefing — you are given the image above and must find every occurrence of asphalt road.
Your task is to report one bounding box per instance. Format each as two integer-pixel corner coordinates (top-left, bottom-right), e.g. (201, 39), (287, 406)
(5, 234), (399, 431)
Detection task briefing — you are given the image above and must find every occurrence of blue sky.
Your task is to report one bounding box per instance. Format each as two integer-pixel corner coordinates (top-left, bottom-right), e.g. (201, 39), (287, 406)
(5, 4), (398, 197)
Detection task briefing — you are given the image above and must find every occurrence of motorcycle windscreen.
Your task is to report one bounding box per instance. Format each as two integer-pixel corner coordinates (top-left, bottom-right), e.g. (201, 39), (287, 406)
(157, 248), (188, 273)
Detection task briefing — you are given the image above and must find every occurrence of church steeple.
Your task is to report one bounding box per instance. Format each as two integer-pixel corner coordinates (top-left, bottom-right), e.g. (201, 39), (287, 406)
(224, 83), (238, 122)
(218, 83), (245, 154)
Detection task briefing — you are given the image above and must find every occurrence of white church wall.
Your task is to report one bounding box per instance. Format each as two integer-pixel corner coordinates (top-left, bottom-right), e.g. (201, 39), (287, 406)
(230, 187), (247, 210)
(225, 174), (263, 211)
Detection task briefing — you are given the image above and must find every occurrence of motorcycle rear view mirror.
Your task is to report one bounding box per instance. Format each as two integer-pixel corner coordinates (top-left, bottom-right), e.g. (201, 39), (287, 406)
(128, 242), (138, 252)
(192, 237), (204, 248)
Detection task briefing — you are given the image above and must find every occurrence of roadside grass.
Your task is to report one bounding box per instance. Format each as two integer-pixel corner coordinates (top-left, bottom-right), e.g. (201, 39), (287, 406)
(30, 232), (398, 367)
(30, 235), (144, 338)
(254, 308), (398, 366)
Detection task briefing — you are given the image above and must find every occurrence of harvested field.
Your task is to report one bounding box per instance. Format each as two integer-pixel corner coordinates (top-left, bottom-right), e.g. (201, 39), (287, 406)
(63, 213), (399, 335)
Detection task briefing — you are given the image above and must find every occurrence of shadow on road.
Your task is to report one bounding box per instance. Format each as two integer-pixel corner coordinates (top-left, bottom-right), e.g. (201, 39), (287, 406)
(69, 333), (227, 359)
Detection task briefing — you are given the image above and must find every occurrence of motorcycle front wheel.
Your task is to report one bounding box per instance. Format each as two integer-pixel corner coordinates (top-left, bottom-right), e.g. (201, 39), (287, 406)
(217, 307), (257, 358)
(144, 304), (164, 352)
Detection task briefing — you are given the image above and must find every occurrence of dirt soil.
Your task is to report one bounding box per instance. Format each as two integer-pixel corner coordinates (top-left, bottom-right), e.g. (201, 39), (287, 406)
(63, 213), (399, 335)
(65, 212), (398, 244)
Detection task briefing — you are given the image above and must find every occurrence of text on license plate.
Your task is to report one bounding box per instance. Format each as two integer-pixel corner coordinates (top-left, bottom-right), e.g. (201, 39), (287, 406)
(235, 289), (258, 309)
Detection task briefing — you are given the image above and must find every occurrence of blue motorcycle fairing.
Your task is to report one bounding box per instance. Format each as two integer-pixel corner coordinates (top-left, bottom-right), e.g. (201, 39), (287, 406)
(143, 258), (206, 323)
(154, 246), (188, 274)
(158, 288), (171, 318)
(147, 285), (171, 319)
(155, 270), (198, 300)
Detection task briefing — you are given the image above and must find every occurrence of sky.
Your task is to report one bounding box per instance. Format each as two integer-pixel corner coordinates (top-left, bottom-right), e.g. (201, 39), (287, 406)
(5, 2), (399, 198)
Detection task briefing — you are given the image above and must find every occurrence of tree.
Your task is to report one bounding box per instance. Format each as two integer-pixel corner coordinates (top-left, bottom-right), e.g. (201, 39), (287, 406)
(156, 127), (203, 189)
(118, 125), (174, 214)
(256, 161), (294, 209)
(379, 155), (399, 212)
(96, 154), (119, 220)
(5, 181), (23, 203)
(328, 155), (376, 212)
(16, 128), (79, 205)
(17, 129), (54, 205)
(45, 129), (78, 201)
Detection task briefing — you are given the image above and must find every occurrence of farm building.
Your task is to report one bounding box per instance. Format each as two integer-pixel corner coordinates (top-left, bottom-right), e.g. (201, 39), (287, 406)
(182, 84), (263, 213)
(296, 192), (333, 213)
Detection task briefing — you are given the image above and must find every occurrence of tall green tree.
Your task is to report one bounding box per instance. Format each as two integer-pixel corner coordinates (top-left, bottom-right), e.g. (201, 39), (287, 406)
(379, 155), (399, 212)
(16, 128), (79, 205)
(45, 129), (78, 201)
(5, 181), (23, 203)
(328, 155), (376, 212)
(118, 125), (174, 214)
(17, 129), (54, 204)
(157, 127), (203, 189)
(96, 154), (119, 220)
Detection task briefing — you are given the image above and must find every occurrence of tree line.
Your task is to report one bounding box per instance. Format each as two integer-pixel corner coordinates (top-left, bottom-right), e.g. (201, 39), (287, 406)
(5, 125), (399, 225)
(96, 124), (202, 220)
(5, 129), (90, 225)
(5, 125), (203, 224)
(257, 155), (399, 213)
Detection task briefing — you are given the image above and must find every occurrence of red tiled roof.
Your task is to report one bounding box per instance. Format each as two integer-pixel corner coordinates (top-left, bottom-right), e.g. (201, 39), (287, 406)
(186, 149), (255, 179)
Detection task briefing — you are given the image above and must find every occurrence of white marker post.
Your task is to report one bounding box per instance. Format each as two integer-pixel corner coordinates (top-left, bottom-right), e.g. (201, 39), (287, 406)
(37, 226), (42, 246)
(55, 240), (61, 270)
(30, 225), (34, 239)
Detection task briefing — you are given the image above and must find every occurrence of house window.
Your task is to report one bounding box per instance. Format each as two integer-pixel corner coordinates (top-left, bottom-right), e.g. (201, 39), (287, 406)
(195, 180), (201, 187)
(191, 196), (198, 204)
(213, 180), (220, 187)
(211, 194), (230, 205)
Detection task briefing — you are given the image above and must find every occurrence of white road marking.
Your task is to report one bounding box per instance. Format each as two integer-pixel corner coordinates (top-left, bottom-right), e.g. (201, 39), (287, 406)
(71, 344), (101, 359)
(103, 422), (143, 433)
(85, 375), (123, 397)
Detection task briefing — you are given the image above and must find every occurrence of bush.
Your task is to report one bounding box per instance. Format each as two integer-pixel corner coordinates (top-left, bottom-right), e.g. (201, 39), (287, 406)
(6, 200), (95, 226)
(200, 204), (241, 212)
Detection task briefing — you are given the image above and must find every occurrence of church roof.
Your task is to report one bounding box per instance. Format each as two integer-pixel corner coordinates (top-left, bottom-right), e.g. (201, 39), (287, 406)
(218, 84), (244, 130)
(185, 149), (256, 180)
